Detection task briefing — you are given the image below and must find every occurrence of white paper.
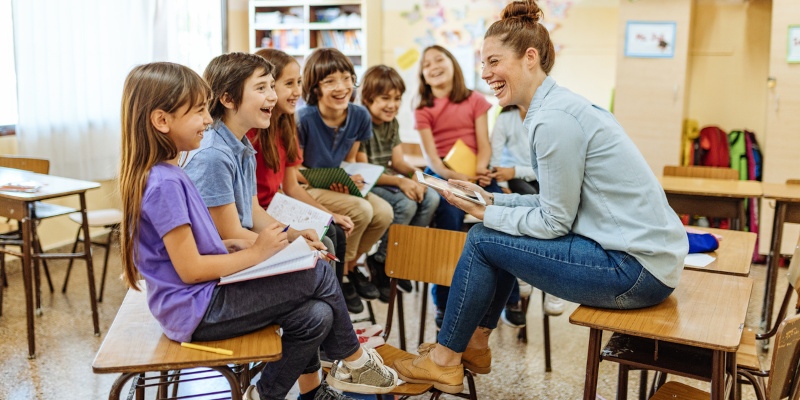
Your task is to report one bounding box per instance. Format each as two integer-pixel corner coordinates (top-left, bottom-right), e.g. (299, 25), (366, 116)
(266, 192), (332, 238)
(219, 238), (316, 284)
(340, 161), (384, 196)
(684, 253), (715, 268)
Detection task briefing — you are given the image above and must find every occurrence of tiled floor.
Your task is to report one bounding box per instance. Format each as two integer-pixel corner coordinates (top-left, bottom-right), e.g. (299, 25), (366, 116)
(0, 237), (790, 399)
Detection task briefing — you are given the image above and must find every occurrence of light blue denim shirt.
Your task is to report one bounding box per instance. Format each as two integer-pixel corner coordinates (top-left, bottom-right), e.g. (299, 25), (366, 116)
(483, 77), (688, 288)
(182, 121), (258, 230)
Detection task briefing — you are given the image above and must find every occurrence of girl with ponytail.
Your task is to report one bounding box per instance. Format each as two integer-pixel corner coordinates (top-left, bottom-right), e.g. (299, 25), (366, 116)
(394, 0), (689, 392)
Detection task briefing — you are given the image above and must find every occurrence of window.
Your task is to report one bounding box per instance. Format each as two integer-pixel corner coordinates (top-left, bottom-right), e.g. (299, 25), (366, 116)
(0, 0), (17, 132)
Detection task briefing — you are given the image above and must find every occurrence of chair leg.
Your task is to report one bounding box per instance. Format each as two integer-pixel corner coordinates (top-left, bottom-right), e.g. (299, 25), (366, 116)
(638, 370), (648, 400)
(62, 227), (82, 293)
(366, 300), (376, 325)
(418, 282), (429, 349)
(97, 226), (118, 302)
(0, 245), (7, 287)
(517, 296), (529, 343)
(397, 291), (406, 351)
(33, 235), (54, 293)
(465, 369), (478, 400)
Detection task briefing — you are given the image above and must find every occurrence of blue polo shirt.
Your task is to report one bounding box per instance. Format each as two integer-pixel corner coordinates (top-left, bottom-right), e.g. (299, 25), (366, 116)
(296, 103), (372, 168)
(182, 121), (258, 230)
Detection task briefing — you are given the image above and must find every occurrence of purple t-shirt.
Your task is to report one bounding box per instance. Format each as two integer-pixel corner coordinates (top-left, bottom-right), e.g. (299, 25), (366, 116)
(136, 163), (225, 342)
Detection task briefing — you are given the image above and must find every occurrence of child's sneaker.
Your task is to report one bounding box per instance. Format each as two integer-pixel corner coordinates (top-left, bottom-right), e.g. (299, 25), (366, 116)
(312, 382), (359, 400)
(326, 348), (398, 394)
(543, 293), (566, 316)
(244, 385), (260, 400)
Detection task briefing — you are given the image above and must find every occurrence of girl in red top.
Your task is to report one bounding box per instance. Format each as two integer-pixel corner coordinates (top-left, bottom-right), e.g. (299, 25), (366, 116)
(414, 45), (503, 321)
(247, 49), (360, 312)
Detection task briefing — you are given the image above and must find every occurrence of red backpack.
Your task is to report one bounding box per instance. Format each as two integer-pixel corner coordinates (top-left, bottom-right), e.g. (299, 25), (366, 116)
(696, 126), (730, 167)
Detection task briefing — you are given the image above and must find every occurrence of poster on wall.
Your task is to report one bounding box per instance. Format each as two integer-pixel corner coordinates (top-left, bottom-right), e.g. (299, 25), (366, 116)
(624, 21), (676, 58)
(788, 25), (800, 63)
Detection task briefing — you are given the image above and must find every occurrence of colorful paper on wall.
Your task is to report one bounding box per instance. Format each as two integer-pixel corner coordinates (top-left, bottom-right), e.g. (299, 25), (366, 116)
(397, 48), (420, 71)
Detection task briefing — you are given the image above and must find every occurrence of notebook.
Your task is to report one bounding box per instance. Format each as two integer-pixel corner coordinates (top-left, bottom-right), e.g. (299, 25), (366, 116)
(218, 238), (319, 285)
(300, 162), (384, 197)
(442, 139), (477, 177)
(266, 192), (333, 239)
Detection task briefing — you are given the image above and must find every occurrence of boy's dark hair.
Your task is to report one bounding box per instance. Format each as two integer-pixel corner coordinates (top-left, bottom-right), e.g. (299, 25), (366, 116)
(301, 48), (356, 106)
(204, 52), (274, 120)
(359, 65), (406, 106)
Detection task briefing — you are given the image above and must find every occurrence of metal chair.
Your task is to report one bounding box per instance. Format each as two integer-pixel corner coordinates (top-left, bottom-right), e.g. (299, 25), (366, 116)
(61, 208), (123, 302)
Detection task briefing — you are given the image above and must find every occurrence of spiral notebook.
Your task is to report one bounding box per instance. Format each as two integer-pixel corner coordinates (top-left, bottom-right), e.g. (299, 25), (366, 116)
(218, 239), (319, 285)
(266, 193), (333, 239)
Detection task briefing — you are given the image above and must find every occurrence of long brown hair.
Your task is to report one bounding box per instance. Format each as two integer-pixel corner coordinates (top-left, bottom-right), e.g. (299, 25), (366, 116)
(253, 48), (300, 173)
(119, 62), (211, 290)
(485, 0), (555, 74)
(416, 45), (471, 109)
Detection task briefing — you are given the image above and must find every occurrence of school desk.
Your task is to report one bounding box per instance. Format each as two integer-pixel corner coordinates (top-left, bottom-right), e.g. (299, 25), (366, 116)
(688, 227), (756, 276)
(570, 270), (753, 400)
(760, 182), (800, 332)
(658, 176), (762, 231)
(0, 166), (100, 358)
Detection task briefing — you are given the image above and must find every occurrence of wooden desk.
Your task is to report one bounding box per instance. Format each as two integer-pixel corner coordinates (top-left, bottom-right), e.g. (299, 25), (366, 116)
(760, 182), (800, 330)
(0, 167), (100, 358)
(689, 227), (756, 276)
(659, 176), (762, 231)
(570, 270), (753, 400)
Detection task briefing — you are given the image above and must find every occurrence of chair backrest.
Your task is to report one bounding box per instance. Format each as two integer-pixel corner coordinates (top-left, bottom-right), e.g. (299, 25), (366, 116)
(385, 224), (467, 287)
(663, 165), (739, 180)
(0, 155), (49, 175)
(767, 313), (800, 400)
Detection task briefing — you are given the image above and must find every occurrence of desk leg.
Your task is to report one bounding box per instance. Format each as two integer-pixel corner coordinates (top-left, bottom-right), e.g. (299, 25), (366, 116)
(584, 328), (602, 400)
(761, 201), (786, 334)
(735, 199), (746, 231)
(79, 194), (101, 336)
(727, 350), (737, 400)
(711, 350), (725, 400)
(22, 203), (35, 358)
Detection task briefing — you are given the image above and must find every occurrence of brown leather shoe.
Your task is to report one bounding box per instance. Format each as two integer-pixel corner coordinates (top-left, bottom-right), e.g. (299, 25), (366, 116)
(417, 343), (492, 374)
(393, 351), (464, 394)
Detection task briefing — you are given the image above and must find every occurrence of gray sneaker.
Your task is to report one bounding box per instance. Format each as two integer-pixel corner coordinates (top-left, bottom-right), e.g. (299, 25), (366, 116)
(312, 382), (358, 400)
(325, 348), (398, 394)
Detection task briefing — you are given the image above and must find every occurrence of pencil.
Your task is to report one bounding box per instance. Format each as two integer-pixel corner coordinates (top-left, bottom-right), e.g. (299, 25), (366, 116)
(181, 342), (233, 356)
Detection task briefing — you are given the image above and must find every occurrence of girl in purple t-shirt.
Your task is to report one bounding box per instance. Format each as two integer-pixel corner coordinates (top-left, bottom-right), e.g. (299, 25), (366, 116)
(118, 62), (397, 400)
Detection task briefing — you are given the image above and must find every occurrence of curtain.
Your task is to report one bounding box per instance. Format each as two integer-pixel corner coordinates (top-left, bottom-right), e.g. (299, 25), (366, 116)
(12, 0), (221, 181)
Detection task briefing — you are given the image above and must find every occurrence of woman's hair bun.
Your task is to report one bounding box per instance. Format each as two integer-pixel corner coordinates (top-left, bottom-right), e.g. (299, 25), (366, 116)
(501, 0), (543, 23)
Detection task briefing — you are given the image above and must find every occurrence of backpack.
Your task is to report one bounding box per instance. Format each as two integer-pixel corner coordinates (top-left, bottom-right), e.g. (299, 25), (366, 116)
(728, 130), (748, 180)
(696, 126), (730, 167)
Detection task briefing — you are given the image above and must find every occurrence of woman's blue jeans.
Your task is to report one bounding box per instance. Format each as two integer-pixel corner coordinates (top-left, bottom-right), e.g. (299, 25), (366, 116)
(437, 224), (675, 352)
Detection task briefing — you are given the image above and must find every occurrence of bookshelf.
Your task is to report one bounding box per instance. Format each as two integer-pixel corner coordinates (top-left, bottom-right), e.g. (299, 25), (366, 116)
(248, 0), (381, 79)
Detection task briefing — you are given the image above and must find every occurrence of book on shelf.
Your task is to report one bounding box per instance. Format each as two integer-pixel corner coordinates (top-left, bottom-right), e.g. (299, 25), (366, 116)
(265, 192), (332, 239)
(218, 238), (319, 285)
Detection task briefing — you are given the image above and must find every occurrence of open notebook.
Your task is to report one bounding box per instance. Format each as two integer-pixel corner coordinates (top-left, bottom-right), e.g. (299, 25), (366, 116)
(266, 192), (332, 239)
(300, 162), (384, 198)
(218, 238), (318, 285)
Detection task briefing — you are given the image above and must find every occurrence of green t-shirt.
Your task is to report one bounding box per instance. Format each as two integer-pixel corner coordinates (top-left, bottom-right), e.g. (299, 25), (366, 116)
(360, 118), (401, 172)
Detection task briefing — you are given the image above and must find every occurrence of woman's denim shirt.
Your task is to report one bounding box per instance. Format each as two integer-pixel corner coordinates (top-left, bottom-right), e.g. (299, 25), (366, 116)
(483, 76), (689, 288)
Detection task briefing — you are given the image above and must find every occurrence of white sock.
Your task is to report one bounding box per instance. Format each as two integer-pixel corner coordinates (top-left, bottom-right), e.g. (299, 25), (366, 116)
(342, 348), (369, 369)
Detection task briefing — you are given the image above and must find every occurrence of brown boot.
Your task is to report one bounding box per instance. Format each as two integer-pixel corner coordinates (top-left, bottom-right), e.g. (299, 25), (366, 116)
(393, 351), (464, 394)
(417, 343), (492, 374)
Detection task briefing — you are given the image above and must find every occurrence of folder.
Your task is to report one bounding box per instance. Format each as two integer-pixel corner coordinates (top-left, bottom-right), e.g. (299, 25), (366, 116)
(442, 138), (477, 177)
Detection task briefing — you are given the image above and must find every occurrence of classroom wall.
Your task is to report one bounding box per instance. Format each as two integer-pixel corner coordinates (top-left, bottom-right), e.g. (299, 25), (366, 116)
(686, 0), (771, 144)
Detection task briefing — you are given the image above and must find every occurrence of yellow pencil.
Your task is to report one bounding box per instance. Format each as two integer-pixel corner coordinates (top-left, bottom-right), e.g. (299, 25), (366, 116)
(180, 342), (233, 356)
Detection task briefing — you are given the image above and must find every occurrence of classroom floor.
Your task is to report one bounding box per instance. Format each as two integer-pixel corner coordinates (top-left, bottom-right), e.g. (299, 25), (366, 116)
(0, 235), (790, 400)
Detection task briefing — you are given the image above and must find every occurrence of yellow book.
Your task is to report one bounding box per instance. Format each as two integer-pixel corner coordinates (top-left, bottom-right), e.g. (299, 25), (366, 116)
(442, 139), (477, 177)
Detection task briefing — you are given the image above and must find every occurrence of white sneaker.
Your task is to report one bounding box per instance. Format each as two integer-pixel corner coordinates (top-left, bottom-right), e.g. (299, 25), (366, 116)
(517, 278), (532, 298)
(244, 385), (260, 400)
(543, 293), (565, 316)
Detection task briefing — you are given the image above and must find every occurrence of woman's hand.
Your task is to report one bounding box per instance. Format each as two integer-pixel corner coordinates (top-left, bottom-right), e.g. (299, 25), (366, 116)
(332, 213), (354, 237)
(222, 238), (254, 254)
(397, 177), (424, 203)
(449, 179), (494, 207)
(441, 187), (487, 220)
(252, 222), (289, 260)
(488, 167), (515, 183)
